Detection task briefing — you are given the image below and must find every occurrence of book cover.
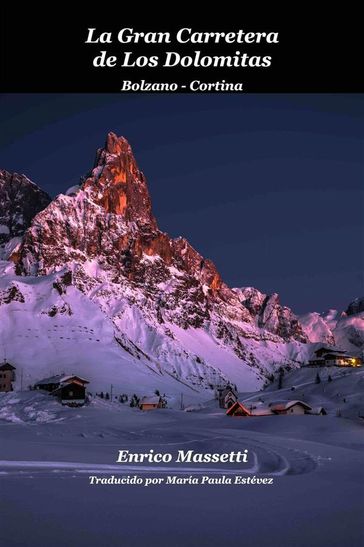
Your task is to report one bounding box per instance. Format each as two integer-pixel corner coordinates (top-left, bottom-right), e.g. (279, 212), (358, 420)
(0, 10), (363, 547)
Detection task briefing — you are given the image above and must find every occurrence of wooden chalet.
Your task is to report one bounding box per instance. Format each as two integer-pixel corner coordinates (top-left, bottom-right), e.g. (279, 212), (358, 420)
(226, 401), (251, 417)
(34, 374), (89, 406)
(308, 346), (362, 367)
(0, 361), (16, 392)
(139, 395), (164, 411)
(269, 400), (312, 415)
(217, 386), (238, 409)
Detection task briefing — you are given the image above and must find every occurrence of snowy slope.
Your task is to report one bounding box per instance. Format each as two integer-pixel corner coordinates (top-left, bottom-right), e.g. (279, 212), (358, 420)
(0, 262), (222, 405)
(1, 258), (309, 400)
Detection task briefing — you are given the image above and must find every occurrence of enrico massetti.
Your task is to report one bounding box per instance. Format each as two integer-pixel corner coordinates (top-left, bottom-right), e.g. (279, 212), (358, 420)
(116, 449), (249, 464)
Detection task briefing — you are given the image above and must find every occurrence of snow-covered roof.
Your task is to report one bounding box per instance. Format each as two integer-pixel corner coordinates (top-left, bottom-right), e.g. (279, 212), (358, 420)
(140, 396), (161, 405)
(250, 406), (274, 416)
(35, 375), (64, 386)
(226, 401), (251, 416)
(61, 375), (89, 385)
(268, 400), (288, 407)
(35, 374), (89, 386)
(270, 400), (312, 412)
(315, 346), (347, 355)
(0, 361), (16, 371)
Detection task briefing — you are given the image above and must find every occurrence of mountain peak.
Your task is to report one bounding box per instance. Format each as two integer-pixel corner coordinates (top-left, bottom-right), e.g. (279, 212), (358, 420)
(82, 132), (157, 228)
(105, 132), (130, 155)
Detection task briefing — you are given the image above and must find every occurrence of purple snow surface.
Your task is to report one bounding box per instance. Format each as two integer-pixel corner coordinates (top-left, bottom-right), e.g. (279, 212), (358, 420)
(0, 398), (363, 546)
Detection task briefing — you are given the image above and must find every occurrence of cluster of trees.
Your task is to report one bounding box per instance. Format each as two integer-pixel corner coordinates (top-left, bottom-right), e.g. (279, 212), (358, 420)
(129, 394), (140, 408)
(94, 388), (167, 408)
(95, 392), (129, 403)
(315, 372), (333, 384)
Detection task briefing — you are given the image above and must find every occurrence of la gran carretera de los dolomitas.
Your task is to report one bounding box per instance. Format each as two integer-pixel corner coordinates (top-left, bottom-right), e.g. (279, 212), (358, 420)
(87, 28), (279, 68)
(116, 449), (249, 464)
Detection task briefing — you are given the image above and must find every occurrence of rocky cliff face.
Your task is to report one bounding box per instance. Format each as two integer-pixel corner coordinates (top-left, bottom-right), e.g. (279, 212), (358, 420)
(235, 287), (306, 341)
(0, 170), (51, 258)
(0, 133), (311, 396)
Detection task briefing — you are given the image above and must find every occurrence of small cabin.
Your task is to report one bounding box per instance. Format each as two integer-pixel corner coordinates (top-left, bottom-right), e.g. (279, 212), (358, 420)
(34, 374), (89, 406)
(0, 362), (16, 392)
(139, 396), (164, 411)
(226, 401), (251, 417)
(308, 406), (327, 416)
(270, 400), (312, 415)
(217, 386), (238, 409)
(52, 380), (88, 406)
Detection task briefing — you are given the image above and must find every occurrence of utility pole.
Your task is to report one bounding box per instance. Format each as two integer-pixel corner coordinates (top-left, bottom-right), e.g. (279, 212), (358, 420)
(110, 384), (113, 403)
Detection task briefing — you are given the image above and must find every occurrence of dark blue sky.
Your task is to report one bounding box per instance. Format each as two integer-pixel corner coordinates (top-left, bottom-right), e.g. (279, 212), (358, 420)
(0, 94), (362, 314)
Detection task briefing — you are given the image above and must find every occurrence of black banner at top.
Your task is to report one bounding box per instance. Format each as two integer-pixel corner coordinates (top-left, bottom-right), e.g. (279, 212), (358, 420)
(0, 9), (362, 93)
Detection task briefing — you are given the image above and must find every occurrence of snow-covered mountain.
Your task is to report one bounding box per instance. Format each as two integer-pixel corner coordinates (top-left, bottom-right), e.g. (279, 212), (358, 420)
(0, 133), (360, 400)
(300, 300), (364, 354)
(299, 311), (337, 346)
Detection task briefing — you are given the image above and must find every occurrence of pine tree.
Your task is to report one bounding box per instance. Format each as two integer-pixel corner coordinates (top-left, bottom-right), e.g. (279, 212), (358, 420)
(328, 374), (332, 382)
(278, 368), (284, 389)
(100, 391), (104, 399)
(130, 394), (139, 408)
(315, 373), (321, 384)
(105, 392), (110, 400)
(155, 389), (160, 396)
